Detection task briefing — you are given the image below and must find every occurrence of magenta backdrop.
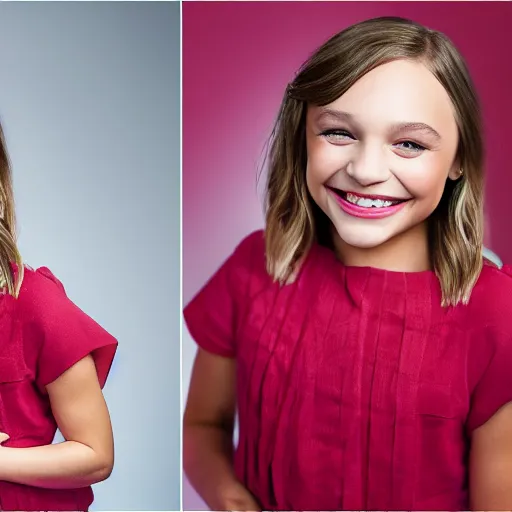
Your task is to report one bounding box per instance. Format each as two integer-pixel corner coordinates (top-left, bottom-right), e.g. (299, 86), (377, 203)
(183, 2), (512, 509)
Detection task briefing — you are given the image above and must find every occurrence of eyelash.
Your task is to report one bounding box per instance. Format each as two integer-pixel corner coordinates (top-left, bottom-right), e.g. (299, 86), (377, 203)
(320, 129), (427, 152)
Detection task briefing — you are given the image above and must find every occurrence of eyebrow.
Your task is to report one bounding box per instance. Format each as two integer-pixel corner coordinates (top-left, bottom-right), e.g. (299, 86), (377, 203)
(315, 107), (442, 141)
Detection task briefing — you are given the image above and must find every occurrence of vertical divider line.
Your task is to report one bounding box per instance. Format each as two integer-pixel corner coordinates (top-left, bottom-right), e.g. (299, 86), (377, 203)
(179, 0), (184, 510)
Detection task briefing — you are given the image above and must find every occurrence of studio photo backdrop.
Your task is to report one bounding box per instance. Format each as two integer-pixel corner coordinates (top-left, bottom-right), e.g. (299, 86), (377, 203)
(183, 1), (512, 509)
(0, 2), (180, 509)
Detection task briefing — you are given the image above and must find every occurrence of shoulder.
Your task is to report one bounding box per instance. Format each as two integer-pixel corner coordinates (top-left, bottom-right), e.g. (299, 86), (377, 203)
(468, 261), (512, 335)
(14, 265), (68, 319)
(471, 261), (512, 308)
(19, 265), (66, 297)
(227, 229), (268, 282)
(190, 230), (271, 309)
(232, 229), (265, 260)
(463, 264), (512, 430)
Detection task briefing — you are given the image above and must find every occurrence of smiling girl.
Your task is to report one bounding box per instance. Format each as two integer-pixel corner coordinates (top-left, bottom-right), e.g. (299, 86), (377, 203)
(183, 17), (512, 511)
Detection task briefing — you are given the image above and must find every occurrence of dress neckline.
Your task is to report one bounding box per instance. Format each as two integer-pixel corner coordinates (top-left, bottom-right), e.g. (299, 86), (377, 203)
(311, 241), (437, 280)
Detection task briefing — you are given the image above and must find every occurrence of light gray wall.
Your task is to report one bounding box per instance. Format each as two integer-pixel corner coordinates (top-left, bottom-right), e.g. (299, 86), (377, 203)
(483, 247), (503, 267)
(0, 2), (180, 510)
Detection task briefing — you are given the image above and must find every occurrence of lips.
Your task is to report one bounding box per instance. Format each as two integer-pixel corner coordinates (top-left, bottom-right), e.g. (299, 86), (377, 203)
(327, 187), (407, 207)
(326, 186), (410, 219)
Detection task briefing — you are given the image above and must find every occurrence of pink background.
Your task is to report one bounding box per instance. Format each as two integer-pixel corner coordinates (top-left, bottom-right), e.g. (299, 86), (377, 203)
(183, 2), (512, 509)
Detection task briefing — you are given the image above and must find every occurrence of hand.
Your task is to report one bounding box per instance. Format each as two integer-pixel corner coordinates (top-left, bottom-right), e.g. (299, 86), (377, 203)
(0, 432), (9, 445)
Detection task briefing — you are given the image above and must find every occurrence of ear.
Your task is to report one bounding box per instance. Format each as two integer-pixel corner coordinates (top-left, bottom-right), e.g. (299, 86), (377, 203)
(447, 160), (462, 181)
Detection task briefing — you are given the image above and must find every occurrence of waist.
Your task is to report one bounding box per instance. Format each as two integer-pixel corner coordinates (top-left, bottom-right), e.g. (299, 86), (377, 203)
(0, 481), (93, 510)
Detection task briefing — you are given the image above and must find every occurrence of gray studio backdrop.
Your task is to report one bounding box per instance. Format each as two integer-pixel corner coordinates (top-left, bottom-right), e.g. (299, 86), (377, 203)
(0, 2), (180, 510)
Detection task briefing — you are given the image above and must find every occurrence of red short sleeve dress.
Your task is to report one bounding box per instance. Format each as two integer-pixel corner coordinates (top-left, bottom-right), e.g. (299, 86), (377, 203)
(0, 265), (118, 511)
(184, 230), (512, 511)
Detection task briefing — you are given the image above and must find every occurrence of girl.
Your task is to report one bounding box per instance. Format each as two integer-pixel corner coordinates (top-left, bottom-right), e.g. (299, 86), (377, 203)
(0, 125), (117, 509)
(183, 16), (512, 512)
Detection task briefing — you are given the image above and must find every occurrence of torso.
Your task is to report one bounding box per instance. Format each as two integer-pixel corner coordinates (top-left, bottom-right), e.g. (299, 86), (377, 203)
(231, 233), (512, 510)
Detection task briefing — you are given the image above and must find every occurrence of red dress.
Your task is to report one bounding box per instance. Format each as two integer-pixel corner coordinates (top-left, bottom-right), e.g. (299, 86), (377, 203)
(0, 265), (117, 510)
(184, 230), (512, 511)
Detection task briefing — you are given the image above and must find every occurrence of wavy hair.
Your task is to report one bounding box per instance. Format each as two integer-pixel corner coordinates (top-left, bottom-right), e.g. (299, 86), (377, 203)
(264, 16), (484, 307)
(0, 123), (23, 297)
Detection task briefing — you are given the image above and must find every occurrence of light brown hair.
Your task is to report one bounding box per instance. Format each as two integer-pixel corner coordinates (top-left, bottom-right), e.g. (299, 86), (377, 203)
(0, 123), (24, 297)
(264, 16), (484, 307)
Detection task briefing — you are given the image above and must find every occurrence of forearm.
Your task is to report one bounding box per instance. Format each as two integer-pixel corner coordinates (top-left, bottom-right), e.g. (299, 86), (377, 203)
(0, 440), (113, 489)
(469, 470), (512, 509)
(184, 424), (250, 510)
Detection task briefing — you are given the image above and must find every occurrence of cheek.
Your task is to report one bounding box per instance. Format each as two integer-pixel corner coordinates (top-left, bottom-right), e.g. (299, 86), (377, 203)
(306, 137), (345, 185)
(398, 159), (450, 203)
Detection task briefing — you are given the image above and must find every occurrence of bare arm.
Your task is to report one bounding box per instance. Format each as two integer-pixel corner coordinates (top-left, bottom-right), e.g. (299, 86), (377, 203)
(0, 354), (114, 489)
(184, 348), (260, 511)
(469, 402), (512, 510)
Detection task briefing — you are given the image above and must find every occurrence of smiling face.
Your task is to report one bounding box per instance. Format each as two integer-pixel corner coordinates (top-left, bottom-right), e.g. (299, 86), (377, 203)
(306, 59), (461, 268)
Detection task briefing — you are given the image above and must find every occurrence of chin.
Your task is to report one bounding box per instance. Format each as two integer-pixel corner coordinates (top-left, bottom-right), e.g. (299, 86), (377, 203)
(333, 224), (395, 249)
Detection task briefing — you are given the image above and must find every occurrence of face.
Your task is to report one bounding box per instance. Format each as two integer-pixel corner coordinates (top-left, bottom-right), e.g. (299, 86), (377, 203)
(306, 59), (460, 251)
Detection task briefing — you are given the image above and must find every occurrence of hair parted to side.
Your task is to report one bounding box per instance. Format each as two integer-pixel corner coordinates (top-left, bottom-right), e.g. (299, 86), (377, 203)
(0, 123), (23, 297)
(264, 16), (484, 307)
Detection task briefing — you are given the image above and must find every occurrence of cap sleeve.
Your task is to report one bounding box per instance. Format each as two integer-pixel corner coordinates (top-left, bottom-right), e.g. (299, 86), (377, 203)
(466, 264), (512, 432)
(183, 231), (263, 358)
(18, 267), (118, 392)
(466, 334), (512, 432)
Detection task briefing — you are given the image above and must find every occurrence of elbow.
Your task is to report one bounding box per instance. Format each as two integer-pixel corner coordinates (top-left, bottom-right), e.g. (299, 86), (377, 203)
(90, 455), (114, 484)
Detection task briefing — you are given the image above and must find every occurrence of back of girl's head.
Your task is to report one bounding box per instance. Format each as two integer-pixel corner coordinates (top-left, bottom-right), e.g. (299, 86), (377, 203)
(264, 16), (484, 306)
(0, 124), (23, 297)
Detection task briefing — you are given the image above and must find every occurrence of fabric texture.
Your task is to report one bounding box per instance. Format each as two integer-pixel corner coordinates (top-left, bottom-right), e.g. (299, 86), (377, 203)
(184, 230), (512, 511)
(0, 266), (117, 511)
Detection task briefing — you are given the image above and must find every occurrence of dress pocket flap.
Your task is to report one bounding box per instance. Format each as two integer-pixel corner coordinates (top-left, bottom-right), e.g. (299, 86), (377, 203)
(416, 382), (458, 419)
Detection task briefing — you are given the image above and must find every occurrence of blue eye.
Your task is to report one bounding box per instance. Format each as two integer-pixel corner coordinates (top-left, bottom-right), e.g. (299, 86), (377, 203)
(396, 140), (426, 152)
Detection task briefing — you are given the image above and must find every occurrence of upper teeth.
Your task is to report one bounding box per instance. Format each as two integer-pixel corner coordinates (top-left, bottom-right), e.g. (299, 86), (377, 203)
(346, 193), (395, 208)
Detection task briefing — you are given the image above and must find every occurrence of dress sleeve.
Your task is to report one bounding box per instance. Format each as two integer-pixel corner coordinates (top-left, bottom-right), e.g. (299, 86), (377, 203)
(183, 231), (263, 358)
(466, 264), (512, 433)
(19, 267), (118, 392)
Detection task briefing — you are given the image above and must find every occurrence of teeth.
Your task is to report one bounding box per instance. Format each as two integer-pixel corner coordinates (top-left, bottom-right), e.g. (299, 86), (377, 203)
(346, 193), (395, 208)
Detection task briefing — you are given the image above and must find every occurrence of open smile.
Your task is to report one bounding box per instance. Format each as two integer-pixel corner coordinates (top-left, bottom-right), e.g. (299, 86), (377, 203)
(326, 187), (411, 219)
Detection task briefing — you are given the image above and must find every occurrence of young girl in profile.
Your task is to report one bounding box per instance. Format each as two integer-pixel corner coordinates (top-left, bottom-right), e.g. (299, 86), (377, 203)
(184, 16), (512, 512)
(0, 126), (117, 509)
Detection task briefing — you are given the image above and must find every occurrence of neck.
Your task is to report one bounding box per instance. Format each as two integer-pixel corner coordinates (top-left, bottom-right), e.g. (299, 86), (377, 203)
(332, 222), (431, 273)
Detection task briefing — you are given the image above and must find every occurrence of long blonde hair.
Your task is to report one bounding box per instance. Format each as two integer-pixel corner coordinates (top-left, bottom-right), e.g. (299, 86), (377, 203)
(0, 123), (23, 297)
(264, 16), (484, 307)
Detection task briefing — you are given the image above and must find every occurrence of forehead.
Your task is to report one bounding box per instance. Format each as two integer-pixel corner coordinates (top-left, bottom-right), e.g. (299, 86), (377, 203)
(315, 59), (457, 133)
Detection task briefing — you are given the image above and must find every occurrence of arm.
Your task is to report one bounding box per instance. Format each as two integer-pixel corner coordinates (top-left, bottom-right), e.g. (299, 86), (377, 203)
(469, 401), (512, 510)
(0, 354), (114, 489)
(184, 348), (261, 511)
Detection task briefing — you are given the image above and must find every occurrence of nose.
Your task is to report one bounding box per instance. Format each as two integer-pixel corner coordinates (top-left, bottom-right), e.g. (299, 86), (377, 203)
(346, 143), (390, 186)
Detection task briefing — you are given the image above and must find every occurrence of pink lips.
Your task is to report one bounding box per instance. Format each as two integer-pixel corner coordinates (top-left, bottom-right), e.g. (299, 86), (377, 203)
(328, 189), (409, 219)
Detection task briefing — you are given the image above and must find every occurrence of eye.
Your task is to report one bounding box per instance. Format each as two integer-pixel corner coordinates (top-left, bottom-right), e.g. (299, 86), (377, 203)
(320, 129), (355, 142)
(394, 140), (426, 152)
